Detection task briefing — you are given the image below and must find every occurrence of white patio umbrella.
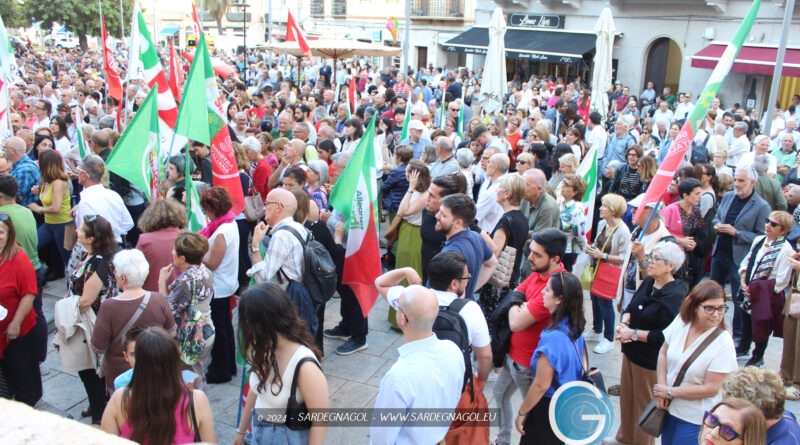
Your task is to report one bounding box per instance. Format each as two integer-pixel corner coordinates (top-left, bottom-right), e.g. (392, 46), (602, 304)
(479, 7), (507, 116)
(590, 7), (616, 122)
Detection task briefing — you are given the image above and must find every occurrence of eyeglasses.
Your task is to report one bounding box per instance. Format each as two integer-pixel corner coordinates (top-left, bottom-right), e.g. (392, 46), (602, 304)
(460, 274), (472, 281)
(766, 218), (781, 228)
(703, 411), (744, 441)
(699, 304), (728, 314)
(264, 201), (282, 208)
(645, 253), (670, 264)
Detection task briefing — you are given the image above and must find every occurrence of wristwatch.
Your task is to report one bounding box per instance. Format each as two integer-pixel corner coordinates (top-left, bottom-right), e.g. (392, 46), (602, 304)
(667, 387), (673, 399)
(251, 245), (260, 254)
(632, 329), (638, 342)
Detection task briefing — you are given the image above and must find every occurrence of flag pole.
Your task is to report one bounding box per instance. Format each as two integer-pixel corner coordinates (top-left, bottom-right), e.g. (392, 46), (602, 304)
(761, 0), (794, 134)
(638, 202), (662, 242)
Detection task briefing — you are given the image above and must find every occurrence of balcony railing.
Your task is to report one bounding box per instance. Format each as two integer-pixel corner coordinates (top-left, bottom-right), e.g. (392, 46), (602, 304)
(332, 0), (347, 16)
(310, 0), (324, 17)
(410, 0), (464, 19)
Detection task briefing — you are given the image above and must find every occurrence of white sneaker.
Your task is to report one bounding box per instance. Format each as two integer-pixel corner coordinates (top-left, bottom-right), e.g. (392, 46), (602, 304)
(584, 331), (603, 342)
(593, 338), (614, 354)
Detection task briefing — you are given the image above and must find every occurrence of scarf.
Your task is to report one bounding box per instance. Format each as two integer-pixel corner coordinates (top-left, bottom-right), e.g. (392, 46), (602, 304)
(752, 236), (787, 282)
(199, 211), (235, 239)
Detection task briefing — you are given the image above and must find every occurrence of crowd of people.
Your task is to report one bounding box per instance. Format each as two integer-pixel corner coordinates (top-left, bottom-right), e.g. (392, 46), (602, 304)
(2, 38), (800, 445)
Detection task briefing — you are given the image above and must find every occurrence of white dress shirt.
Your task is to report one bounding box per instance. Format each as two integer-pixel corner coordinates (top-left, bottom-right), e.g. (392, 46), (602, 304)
(76, 184), (134, 244)
(371, 334), (465, 445)
(727, 135), (751, 167)
(475, 177), (503, 233)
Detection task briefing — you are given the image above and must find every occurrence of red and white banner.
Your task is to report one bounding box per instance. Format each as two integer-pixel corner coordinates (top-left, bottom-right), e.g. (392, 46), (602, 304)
(101, 16), (123, 102)
(191, 2), (203, 38)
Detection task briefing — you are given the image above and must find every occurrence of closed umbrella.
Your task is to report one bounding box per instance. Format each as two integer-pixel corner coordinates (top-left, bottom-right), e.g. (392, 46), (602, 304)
(590, 7), (616, 122)
(479, 7), (507, 116)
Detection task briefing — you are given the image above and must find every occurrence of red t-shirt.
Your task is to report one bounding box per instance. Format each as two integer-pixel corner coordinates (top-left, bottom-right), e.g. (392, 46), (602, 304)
(0, 249), (38, 358)
(508, 265), (566, 367)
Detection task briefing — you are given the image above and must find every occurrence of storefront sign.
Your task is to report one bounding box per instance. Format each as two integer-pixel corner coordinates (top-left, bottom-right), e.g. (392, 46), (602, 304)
(507, 14), (565, 29)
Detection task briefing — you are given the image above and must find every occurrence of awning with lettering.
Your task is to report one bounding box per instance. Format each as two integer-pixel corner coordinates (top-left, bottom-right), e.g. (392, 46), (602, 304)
(441, 27), (597, 64)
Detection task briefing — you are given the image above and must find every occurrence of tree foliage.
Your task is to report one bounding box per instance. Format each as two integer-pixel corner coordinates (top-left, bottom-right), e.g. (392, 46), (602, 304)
(0, 0), (31, 29)
(205, 0), (234, 35)
(23, 0), (134, 48)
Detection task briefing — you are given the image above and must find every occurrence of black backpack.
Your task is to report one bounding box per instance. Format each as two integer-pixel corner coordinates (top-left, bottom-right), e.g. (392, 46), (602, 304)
(432, 298), (473, 394)
(275, 226), (337, 305)
(690, 133), (711, 165)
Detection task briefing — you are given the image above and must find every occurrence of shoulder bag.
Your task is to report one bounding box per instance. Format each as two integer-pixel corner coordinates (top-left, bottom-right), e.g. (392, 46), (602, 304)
(581, 223), (620, 290)
(488, 214), (518, 288)
(555, 327), (606, 392)
(638, 327), (722, 437)
(285, 356), (323, 431)
(243, 171), (264, 222)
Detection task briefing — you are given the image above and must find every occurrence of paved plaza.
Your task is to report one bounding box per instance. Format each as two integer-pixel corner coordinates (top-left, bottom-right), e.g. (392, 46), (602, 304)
(35, 275), (799, 444)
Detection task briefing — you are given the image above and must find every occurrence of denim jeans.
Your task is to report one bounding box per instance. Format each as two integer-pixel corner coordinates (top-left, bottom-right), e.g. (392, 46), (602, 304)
(661, 413), (701, 445)
(710, 254), (742, 336)
(492, 355), (534, 445)
(590, 293), (615, 341)
(38, 221), (71, 269)
(251, 411), (310, 445)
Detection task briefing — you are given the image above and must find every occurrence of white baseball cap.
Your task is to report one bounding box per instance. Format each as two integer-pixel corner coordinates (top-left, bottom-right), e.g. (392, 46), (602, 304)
(408, 120), (425, 131)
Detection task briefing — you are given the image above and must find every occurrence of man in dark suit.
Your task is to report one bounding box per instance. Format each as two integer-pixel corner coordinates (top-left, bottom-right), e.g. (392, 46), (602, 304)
(319, 58), (332, 88)
(711, 167), (772, 342)
(543, 99), (567, 135)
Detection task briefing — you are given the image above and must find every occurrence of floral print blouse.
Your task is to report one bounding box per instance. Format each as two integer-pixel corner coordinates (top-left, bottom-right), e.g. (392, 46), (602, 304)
(560, 200), (587, 254)
(166, 264), (215, 326)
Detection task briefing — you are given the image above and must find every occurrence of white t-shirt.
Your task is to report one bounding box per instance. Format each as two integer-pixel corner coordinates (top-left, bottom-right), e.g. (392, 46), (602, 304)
(586, 125), (608, 159)
(662, 318), (738, 424)
(386, 286), (490, 348)
(205, 221), (240, 298)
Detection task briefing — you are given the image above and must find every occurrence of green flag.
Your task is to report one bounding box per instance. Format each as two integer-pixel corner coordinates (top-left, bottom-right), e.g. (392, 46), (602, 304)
(185, 148), (207, 232)
(74, 107), (88, 159)
(456, 102), (465, 140)
(174, 33), (222, 144)
(106, 88), (160, 201)
(399, 102), (412, 141)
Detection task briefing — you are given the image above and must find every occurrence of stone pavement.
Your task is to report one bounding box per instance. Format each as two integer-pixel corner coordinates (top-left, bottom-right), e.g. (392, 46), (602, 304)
(35, 275), (799, 444)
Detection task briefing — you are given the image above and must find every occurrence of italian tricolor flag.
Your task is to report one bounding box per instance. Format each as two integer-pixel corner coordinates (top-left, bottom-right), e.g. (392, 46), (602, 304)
(576, 144), (598, 243)
(174, 33), (245, 215)
(329, 114), (382, 316)
(105, 87), (160, 201)
(185, 151), (208, 232)
(634, 0), (761, 222)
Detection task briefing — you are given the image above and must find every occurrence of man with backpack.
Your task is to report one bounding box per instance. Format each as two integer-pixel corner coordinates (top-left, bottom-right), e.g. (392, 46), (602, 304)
(370, 283), (465, 445)
(375, 252), (492, 386)
(248, 189), (319, 338)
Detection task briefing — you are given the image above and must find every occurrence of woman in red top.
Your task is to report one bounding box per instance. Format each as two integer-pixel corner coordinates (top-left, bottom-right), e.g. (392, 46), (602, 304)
(0, 213), (41, 406)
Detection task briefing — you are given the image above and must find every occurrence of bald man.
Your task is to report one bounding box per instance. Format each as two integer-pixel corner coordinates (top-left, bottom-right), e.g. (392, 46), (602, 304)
(371, 285), (466, 445)
(248, 188), (319, 337)
(268, 138), (307, 189)
(2, 136), (40, 206)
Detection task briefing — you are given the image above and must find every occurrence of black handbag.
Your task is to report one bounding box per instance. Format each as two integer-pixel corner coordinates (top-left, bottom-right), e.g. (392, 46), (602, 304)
(556, 327), (606, 392)
(638, 327), (722, 437)
(285, 357), (323, 431)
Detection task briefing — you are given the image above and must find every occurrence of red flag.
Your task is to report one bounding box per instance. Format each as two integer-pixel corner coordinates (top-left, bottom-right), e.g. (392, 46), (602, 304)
(168, 38), (182, 104)
(101, 16), (123, 102)
(191, 1), (203, 39)
(285, 11), (312, 60)
(632, 121), (691, 225)
(348, 77), (356, 114)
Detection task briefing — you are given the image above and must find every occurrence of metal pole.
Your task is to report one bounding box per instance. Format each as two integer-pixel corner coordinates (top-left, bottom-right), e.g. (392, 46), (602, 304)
(119, 0), (125, 41)
(243, 4), (247, 84)
(403, 0), (410, 77)
(267, 0), (273, 65)
(762, 0), (794, 136)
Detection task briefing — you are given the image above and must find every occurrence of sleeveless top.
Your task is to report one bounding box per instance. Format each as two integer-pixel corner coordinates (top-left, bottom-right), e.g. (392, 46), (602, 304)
(119, 390), (197, 444)
(41, 180), (73, 224)
(251, 345), (317, 411)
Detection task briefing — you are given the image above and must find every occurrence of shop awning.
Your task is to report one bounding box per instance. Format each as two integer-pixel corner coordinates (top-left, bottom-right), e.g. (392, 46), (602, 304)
(691, 42), (800, 77)
(442, 27), (597, 64)
(159, 23), (180, 36)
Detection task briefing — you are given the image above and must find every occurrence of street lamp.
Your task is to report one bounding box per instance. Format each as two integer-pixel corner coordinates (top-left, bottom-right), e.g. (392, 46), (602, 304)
(234, 2), (249, 84)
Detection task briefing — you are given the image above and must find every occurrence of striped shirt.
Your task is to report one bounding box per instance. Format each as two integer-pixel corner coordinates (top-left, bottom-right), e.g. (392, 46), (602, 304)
(247, 217), (307, 285)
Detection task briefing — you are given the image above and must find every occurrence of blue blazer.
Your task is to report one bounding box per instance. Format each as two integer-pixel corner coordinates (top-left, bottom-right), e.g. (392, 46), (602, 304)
(712, 190), (772, 264)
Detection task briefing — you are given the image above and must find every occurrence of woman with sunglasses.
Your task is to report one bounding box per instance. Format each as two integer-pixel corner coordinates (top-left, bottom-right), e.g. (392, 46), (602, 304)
(604, 241), (687, 445)
(639, 126), (658, 158)
(736, 210), (795, 368)
(0, 213), (42, 407)
(69, 214), (119, 424)
(655, 281), (738, 445)
(700, 399), (766, 445)
(515, 271), (586, 444)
